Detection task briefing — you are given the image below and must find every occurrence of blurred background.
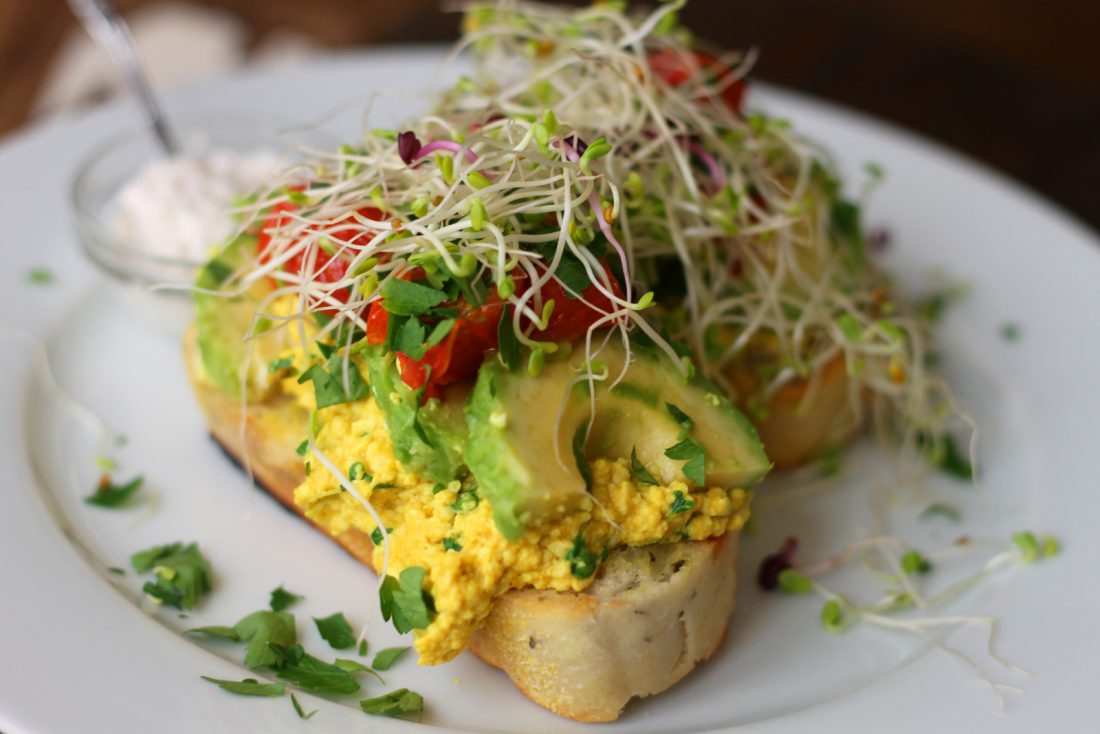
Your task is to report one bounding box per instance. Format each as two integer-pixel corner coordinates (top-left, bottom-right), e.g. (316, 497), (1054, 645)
(2, 0), (1097, 229)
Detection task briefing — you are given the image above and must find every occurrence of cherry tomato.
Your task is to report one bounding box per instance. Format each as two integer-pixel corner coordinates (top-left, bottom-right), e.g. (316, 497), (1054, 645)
(257, 203), (385, 311)
(512, 265), (624, 343)
(648, 49), (746, 115)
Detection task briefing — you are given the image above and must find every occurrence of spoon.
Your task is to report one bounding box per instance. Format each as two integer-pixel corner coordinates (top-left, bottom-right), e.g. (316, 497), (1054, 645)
(67, 0), (180, 155)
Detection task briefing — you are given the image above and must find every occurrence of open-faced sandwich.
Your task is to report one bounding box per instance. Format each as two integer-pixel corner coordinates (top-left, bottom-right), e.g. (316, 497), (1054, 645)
(185, 0), (960, 722)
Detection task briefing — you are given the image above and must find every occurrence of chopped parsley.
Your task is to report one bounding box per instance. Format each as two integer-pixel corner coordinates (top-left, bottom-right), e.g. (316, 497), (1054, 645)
(130, 542), (211, 610)
(360, 688), (424, 718)
(267, 356), (294, 374)
(291, 693), (317, 719)
(85, 475), (143, 508)
(269, 586), (301, 612)
(572, 421), (593, 490)
(348, 462), (369, 481)
(295, 439), (309, 457)
(497, 307), (521, 370)
(565, 531), (597, 579)
(378, 278), (449, 315)
(664, 437), (706, 486)
(200, 676), (284, 697)
(669, 490), (694, 515)
(234, 610), (297, 669)
(630, 447), (658, 485)
(297, 358), (370, 409)
(314, 612), (356, 650)
(187, 625), (240, 640)
(379, 567), (435, 634)
(1000, 322), (1021, 342)
(272, 644), (361, 695)
(371, 646), (411, 671)
(665, 402), (694, 434)
(442, 535), (463, 552)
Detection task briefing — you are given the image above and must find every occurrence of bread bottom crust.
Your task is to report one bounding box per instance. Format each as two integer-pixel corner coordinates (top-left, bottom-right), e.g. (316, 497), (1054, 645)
(184, 329), (741, 722)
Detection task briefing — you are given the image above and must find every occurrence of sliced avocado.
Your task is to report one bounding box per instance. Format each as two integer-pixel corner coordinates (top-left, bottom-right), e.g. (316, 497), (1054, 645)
(362, 346), (468, 484)
(465, 341), (771, 539)
(194, 234), (276, 396)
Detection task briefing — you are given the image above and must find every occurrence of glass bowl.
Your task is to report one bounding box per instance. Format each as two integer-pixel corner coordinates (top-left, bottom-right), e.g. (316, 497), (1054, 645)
(71, 112), (331, 334)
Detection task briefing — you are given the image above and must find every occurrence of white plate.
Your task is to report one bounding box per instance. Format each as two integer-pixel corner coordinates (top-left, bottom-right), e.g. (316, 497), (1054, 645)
(2, 48), (1098, 734)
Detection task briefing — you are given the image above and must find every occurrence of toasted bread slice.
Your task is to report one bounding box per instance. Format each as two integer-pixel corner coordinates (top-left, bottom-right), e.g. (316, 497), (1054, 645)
(184, 328), (740, 721)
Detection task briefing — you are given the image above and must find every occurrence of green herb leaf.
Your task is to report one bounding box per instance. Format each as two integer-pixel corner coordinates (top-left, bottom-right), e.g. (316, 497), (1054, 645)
(85, 475), (143, 508)
(394, 316), (428, 359)
(234, 610), (297, 669)
(200, 676), (284, 697)
(314, 612), (356, 650)
(296, 439), (309, 457)
(269, 586), (301, 612)
(371, 646), (411, 671)
(131, 542), (211, 610)
(664, 438), (706, 486)
(348, 462), (369, 482)
(669, 490), (695, 516)
(291, 693), (317, 719)
(630, 447), (658, 485)
(334, 658), (386, 683)
(1000, 323), (1021, 342)
(359, 688), (424, 718)
(379, 278), (449, 316)
(268, 356), (294, 374)
(900, 550), (933, 575)
(297, 357), (370, 410)
(370, 526), (393, 546)
(442, 536), (463, 552)
(272, 646), (361, 695)
(572, 420), (593, 490)
(918, 433), (973, 481)
(920, 503), (961, 522)
(565, 531), (597, 579)
(777, 569), (813, 594)
(426, 318), (456, 349)
(665, 402), (694, 434)
(358, 639), (369, 657)
(497, 309), (520, 370)
(186, 625), (240, 641)
(379, 567), (435, 634)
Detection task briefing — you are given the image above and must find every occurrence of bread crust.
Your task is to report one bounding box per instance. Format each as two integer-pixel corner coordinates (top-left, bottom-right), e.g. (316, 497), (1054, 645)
(184, 328), (740, 721)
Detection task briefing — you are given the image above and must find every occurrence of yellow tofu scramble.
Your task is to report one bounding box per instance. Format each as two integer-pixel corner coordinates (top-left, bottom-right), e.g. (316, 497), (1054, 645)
(277, 362), (751, 665)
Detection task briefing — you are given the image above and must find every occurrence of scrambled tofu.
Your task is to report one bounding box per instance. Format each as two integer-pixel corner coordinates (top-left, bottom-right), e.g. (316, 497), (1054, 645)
(288, 385), (751, 665)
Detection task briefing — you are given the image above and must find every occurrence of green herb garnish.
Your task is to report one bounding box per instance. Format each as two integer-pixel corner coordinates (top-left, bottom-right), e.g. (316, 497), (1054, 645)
(200, 676), (284, 697)
(314, 612), (356, 650)
(630, 447), (658, 485)
(131, 542), (211, 610)
(379, 567), (435, 634)
(85, 475), (143, 508)
(359, 688), (424, 718)
(371, 646), (411, 671)
(664, 438), (706, 486)
(269, 586), (301, 612)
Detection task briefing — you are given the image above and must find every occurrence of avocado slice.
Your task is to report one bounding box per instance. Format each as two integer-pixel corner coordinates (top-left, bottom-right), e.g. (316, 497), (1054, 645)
(194, 234), (278, 396)
(362, 346), (468, 484)
(465, 341), (770, 539)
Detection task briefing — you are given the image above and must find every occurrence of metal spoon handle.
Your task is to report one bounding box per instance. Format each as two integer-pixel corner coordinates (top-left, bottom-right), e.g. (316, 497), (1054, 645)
(67, 0), (179, 155)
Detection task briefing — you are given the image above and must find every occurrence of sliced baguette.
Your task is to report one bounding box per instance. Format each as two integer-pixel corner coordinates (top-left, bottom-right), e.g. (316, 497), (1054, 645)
(183, 328), (740, 721)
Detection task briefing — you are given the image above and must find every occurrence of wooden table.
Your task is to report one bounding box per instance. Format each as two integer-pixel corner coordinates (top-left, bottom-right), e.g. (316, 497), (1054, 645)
(3, 0), (1097, 229)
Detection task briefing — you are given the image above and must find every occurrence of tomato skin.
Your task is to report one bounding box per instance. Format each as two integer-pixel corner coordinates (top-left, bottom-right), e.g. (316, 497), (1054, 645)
(513, 265), (624, 343)
(256, 204), (385, 312)
(648, 49), (746, 115)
